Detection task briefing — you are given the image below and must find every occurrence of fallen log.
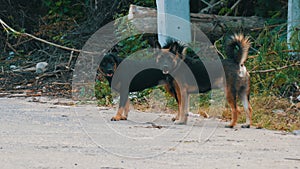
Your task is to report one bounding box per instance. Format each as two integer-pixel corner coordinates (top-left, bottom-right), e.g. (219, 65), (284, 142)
(128, 5), (266, 42)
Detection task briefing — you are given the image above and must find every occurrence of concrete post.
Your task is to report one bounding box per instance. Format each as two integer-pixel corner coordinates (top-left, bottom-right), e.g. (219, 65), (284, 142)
(156, 0), (191, 46)
(287, 0), (300, 52)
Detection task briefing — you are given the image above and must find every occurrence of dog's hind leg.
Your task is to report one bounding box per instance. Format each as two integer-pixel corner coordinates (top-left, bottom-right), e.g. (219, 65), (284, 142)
(171, 95), (180, 122)
(240, 92), (252, 128)
(225, 88), (239, 128)
(124, 99), (130, 118)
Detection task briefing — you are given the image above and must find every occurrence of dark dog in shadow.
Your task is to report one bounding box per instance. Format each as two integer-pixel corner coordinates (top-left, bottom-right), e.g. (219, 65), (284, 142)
(99, 52), (177, 121)
(157, 34), (252, 128)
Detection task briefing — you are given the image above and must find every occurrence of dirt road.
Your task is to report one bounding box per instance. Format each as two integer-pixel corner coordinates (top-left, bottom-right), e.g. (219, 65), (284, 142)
(0, 97), (299, 169)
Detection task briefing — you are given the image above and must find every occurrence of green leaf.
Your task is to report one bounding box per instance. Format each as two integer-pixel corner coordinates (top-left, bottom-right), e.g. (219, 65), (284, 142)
(55, 1), (62, 6)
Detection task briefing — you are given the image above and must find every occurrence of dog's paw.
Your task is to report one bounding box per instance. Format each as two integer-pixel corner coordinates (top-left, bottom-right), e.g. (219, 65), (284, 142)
(171, 116), (178, 122)
(225, 125), (234, 128)
(111, 115), (127, 121)
(241, 124), (250, 128)
(174, 120), (187, 125)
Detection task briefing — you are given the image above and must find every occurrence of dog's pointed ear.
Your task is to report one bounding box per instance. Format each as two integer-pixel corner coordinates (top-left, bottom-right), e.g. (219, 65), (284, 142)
(181, 47), (188, 60)
(182, 47), (188, 55)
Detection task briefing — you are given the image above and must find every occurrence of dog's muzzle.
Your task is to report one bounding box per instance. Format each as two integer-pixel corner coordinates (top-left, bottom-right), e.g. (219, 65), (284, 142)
(104, 69), (114, 77)
(162, 65), (169, 74)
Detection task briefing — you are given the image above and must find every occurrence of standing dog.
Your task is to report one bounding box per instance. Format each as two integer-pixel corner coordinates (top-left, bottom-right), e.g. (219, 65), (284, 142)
(157, 34), (252, 128)
(99, 53), (177, 121)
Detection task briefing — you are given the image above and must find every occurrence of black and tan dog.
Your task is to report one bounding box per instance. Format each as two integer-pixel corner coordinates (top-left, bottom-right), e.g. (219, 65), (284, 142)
(157, 34), (252, 128)
(99, 52), (177, 121)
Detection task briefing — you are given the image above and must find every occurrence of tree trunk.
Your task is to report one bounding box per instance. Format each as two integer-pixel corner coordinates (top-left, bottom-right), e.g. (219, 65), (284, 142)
(128, 5), (265, 42)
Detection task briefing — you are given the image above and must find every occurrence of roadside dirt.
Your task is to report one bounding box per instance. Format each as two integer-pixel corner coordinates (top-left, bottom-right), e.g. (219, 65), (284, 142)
(0, 97), (299, 169)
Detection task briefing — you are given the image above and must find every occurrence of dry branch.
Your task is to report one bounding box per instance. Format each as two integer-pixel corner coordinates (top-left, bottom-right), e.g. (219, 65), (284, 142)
(224, 0), (242, 16)
(0, 19), (103, 56)
(250, 62), (300, 74)
(0, 19), (82, 53)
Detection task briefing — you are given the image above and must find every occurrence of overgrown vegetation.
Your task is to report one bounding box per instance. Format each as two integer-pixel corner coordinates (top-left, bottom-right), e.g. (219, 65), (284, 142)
(247, 24), (300, 96)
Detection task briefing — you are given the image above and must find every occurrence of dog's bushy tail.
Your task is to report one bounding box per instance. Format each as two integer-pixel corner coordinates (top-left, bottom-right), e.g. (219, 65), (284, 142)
(225, 34), (251, 66)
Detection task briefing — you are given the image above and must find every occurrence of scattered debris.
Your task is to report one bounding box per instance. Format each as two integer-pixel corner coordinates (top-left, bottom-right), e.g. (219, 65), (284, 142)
(145, 122), (163, 129)
(256, 124), (263, 129)
(132, 122), (164, 129)
(36, 62), (48, 74)
(10, 65), (17, 70)
(53, 101), (75, 106)
(188, 112), (200, 117)
(272, 109), (286, 116)
(292, 130), (300, 136)
(272, 109), (285, 114)
(0, 68), (72, 98)
(284, 158), (300, 161)
(0, 93), (9, 97)
(98, 107), (110, 110)
(198, 110), (210, 118)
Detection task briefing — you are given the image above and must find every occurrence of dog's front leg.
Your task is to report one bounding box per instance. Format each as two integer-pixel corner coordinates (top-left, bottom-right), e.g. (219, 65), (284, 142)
(174, 88), (188, 125)
(111, 89), (128, 121)
(171, 94), (181, 122)
(169, 82), (181, 122)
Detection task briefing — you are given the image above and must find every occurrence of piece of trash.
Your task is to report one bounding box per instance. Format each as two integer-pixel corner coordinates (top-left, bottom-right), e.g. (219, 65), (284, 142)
(10, 65), (17, 70)
(36, 62), (48, 74)
(98, 107), (110, 110)
(272, 109), (286, 116)
(7, 51), (15, 60)
(15, 85), (23, 89)
(292, 130), (300, 136)
(209, 99), (215, 103)
(9, 51), (14, 56)
(188, 112), (200, 117)
(199, 110), (210, 118)
(145, 122), (163, 129)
